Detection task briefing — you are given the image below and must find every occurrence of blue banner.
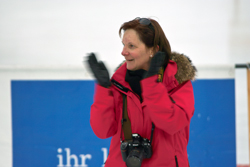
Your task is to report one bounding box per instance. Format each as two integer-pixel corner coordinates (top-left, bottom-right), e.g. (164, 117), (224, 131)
(11, 79), (235, 167)
(188, 79), (236, 167)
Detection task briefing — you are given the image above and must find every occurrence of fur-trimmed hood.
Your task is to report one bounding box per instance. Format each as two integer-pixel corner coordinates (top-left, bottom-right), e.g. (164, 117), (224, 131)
(115, 52), (196, 85)
(170, 52), (196, 84)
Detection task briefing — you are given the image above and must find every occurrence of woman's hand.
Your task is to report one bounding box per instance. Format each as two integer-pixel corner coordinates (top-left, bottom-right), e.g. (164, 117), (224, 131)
(87, 53), (111, 88)
(144, 51), (167, 79)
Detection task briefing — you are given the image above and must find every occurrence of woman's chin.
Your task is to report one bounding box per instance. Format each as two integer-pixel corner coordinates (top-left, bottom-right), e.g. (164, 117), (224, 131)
(126, 64), (136, 71)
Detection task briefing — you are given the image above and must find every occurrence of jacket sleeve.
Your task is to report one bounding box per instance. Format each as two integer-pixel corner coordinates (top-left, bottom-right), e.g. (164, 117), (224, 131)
(90, 84), (118, 139)
(141, 75), (195, 135)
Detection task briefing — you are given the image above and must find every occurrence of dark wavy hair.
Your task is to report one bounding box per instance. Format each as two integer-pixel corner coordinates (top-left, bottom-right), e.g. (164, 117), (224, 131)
(119, 17), (171, 67)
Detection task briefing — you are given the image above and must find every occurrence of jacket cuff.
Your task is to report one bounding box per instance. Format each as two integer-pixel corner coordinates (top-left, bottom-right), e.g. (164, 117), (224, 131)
(95, 84), (113, 99)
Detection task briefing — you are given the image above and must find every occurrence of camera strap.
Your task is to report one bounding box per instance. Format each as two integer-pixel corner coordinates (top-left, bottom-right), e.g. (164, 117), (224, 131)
(121, 93), (132, 141)
(120, 67), (165, 143)
(120, 93), (155, 143)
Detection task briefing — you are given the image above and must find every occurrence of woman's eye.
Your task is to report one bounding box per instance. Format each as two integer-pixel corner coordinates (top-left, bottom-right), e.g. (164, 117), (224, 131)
(129, 44), (135, 48)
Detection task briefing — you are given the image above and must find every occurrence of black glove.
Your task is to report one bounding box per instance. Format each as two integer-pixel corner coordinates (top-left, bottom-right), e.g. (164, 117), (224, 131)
(87, 53), (111, 88)
(143, 51), (167, 79)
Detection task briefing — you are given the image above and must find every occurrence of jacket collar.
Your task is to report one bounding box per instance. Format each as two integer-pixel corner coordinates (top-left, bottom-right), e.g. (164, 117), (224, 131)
(111, 62), (132, 91)
(111, 60), (178, 88)
(111, 51), (196, 90)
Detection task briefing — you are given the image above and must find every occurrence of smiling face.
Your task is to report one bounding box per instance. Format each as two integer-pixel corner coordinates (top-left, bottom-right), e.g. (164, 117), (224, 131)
(121, 29), (153, 71)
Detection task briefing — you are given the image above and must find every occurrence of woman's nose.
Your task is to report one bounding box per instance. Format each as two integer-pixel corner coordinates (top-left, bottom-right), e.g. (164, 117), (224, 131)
(121, 47), (129, 57)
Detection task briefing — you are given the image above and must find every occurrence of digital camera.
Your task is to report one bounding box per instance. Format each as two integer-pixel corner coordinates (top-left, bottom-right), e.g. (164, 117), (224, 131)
(120, 133), (152, 167)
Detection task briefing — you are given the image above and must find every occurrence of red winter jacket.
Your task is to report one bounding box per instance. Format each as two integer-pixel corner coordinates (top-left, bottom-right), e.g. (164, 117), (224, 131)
(90, 52), (196, 167)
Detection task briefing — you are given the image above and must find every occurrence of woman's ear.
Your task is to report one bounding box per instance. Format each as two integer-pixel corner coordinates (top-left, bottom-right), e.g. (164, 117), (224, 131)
(156, 45), (159, 52)
(152, 45), (159, 55)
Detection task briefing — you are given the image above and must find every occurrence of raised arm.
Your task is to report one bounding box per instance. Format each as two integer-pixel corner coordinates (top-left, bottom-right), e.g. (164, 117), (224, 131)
(87, 53), (117, 138)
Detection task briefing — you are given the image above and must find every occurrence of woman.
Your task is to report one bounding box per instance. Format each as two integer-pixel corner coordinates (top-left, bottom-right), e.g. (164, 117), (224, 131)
(87, 17), (196, 167)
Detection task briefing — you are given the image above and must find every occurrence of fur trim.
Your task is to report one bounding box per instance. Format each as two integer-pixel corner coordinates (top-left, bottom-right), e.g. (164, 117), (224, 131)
(170, 52), (197, 84)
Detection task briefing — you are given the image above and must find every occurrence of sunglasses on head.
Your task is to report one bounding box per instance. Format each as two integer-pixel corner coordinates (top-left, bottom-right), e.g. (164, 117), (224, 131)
(134, 17), (155, 31)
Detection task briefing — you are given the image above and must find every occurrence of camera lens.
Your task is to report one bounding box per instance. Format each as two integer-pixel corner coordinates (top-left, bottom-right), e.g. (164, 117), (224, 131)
(126, 149), (143, 167)
(126, 156), (142, 167)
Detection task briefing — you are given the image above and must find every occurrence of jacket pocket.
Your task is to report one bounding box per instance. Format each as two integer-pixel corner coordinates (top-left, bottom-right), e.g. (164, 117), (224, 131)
(175, 155), (179, 167)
